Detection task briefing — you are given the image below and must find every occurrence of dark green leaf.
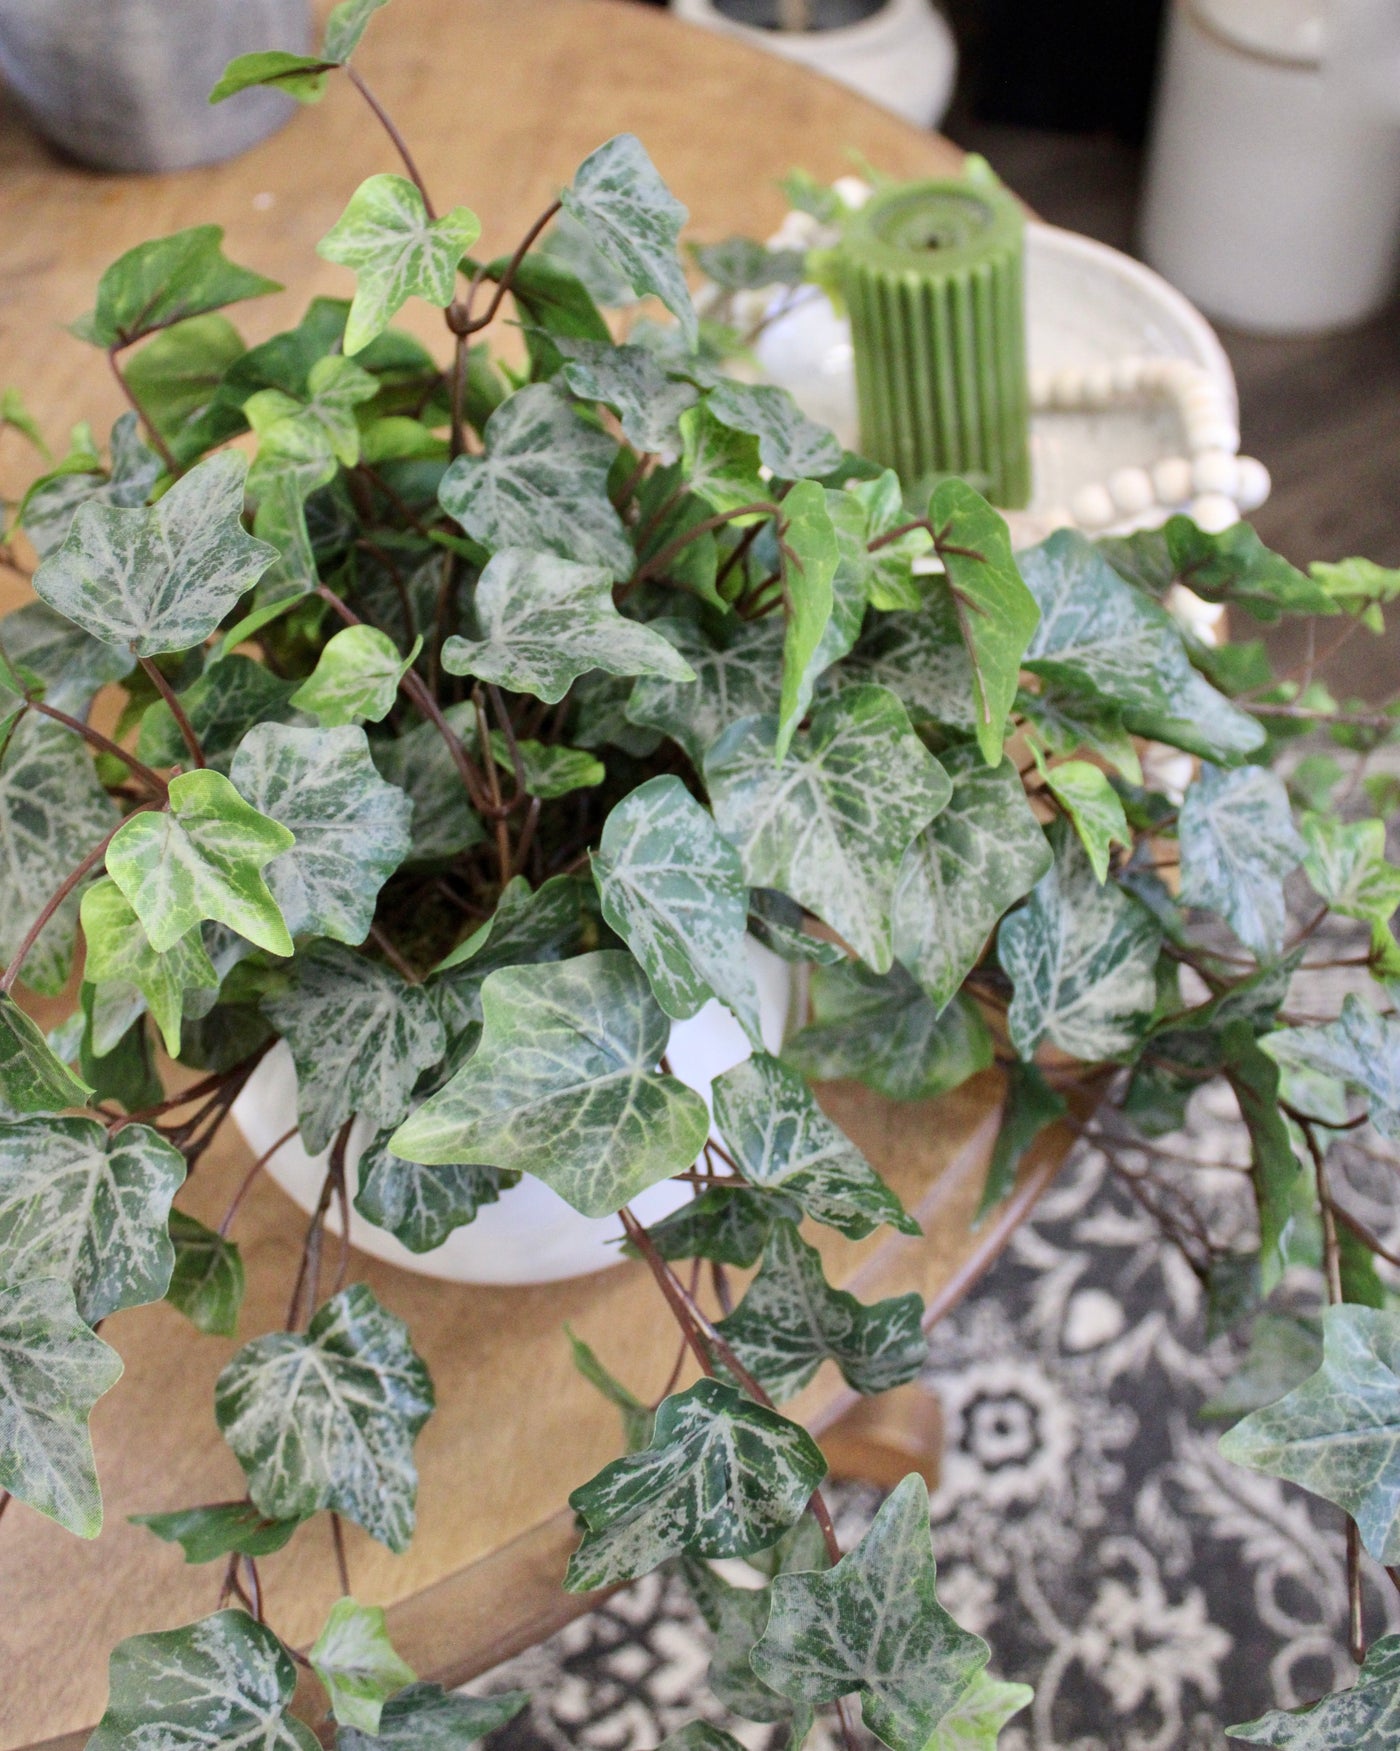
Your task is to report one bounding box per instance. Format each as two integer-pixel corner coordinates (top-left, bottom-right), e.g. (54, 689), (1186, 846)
(1200, 1314), (1322, 1424)
(73, 227), (280, 349)
(353, 1128), (504, 1255)
(430, 873), (584, 1035)
(165, 1210), (245, 1337)
(336, 1684), (529, 1751)
(638, 1185), (801, 1268)
(131, 1501), (304, 1563)
(0, 996), (92, 1119)
(976, 1062), (1066, 1221)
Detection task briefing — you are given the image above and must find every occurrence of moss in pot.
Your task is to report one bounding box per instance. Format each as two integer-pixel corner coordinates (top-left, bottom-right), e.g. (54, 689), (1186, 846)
(3, 2), (1400, 1743)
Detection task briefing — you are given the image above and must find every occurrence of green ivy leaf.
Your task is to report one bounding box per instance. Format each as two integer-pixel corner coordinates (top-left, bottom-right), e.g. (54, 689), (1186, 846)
(567, 1326), (655, 1453)
(678, 403), (768, 517)
(0, 384), (46, 454)
(370, 703), (485, 864)
(1038, 757), (1130, 884)
(131, 1501), (304, 1563)
(1223, 1026), (1300, 1296)
(690, 236), (806, 291)
(976, 1061), (1066, 1221)
(136, 654), (299, 773)
(87, 1610), (318, 1751)
(1227, 1632), (1400, 1747)
(656, 1728), (746, 1751)
(638, 1185), (801, 1269)
(560, 134), (697, 348)
(1220, 1305), (1400, 1563)
(19, 420), (159, 564)
(0, 995), (93, 1119)
(852, 471), (929, 611)
(837, 597), (977, 737)
(751, 1473), (989, 1751)
(1311, 556), (1400, 633)
(0, 1276), (122, 1537)
(565, 1377), (827, 1590)
(106, 768), (295, 957)
(441, 547), (692, 703)
(0, 1116), (185, 1322)
(775, 478), (839, 758)
(33, 451), (277, 656)
(1179, 764), (1303, 960)
(892, 747), (1052, 1015)
(439, 382), (634, 576)
(336, 1684), (529, 1751)
(390, 951), (710, 1219)
(231, 723), (414, 945)
(0, 599), (136, 711)
(165, 1210), (245, 1337)
(560, 339), (699, 454)
(353, 1128), (505, 1255)
(592, 775), (760, 1041)
(216, 1283), (434, 1551)
(490, 733), (603, 799)
(1262, 995), (1400, 1143)
(712, 1050), (918, 1239)
(681, 1541), (825, 1736)
(322, 0), (394, 63)
(626, 614), (784, 769)
(707, 380), (843, 480)
(429, 873), (585, 1035)
(290, 626), (420, 728)
(785, 963), (994, 1105)
(73, 227), (280, 350)
(80, 879), (219, 1057)
(1162, 515), (1335, 624)
(716, 1220), (926, 1402)
(1200, 1314), (1322, 1424)
(318, 176), (481, 355)
(245, 353), (379, 469)
(1017, 685), (1143, 786)
(311, 1597), (416, 1734)
(999, 823), (1161, 1061)
(210, 48), (340, 105)
(705, 685), (950, 973)
(123, 315), (247, 464)
(1301, 814), (1400, 926)
(922, 1670), (1034, 1750)
(747, 889), (845, 968)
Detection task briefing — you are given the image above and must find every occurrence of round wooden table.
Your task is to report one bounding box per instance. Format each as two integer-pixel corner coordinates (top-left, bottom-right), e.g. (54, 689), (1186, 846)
(0, 7), (1065, 1747)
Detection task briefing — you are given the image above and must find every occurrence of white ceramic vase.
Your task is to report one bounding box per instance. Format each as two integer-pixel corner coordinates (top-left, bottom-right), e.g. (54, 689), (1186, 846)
(232, 940), (796, 1287)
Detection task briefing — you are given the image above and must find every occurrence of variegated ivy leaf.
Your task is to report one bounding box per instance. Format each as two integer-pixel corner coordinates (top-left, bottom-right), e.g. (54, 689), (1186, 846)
(716, 1220), (926, 1402)
(1037, 757), (1130, 885)
(560, 338), (699, 453)
(311, 1597), (416, 1734)
(1017, 684), (1143, 785)
(999, 823), (1161, 1062)
(591, 775), (760, 1040)
(336, 1683), (530, 1751)
(678, 403), (768, 518)
(80, 878), (219, 1057)
(216, 1283), (435, 1550)
(0, 1116), (185, 1323)
(923, 1670), (1034, 1750)
(33, 451), (277, 656)
(354, 1128), (505, 1255)
(1219, 1304), (1400, 1564)
(1228, 1632), (1400, 1748)
(0, 996), (92, 1120)
(747, 889), (845, 968)
(1179, 764), (1303, 960)
(835, 595), (977, 737)
(230, 723), (414, 945)
(165, 1211), (245, 1337)
(430, 873), (585, 1036)
(640, 1185), (802, 1269)
(852, 470), (930, 611)
(370, 703), (484, 864)
(892, 746), (1052, 1015)
(132, 1502), (304, 1563)
(781, 488), (883, 736)
(1200, 1313), (1322, 1425)
(707, 380), (843, 480)
(263, 941), (445, 1154)
(0, 605), (133, 723)
(0, 714), (118, 995)
(73, 227), (280, 350)
(136, 654), (299, 774)
(438, 381), (634, 576)
(390, 951), (710, 1219)
(318, 175), (481, 356)
(289, 626), (421, 728)
(564, 1377), (827, 1590)
(751, 1473), (990, 1751)
(18, 414), (163, 563)
(440, 546), (692, 704)
(784, 963), (994, 1104)
(626, 614), (784, 769)
(0, 1276), (122, 1537)
(705, 685), (951, 973)
(106, 768), (295, 957)
(1262, 994), (1400, 1142)
(244, 353), (379, 469)
(560, 134), (697, 347)
(490, 734), (603, 799)
(712, 1051), (919, 1240)
(87, 1610), (318, 1751)
(1301, 813), (1400, 925)
(775, 478), (839, 758)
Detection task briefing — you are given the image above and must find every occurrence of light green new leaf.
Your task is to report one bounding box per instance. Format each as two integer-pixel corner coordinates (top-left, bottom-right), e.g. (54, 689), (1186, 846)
(560, 339), (699, 453)
(132, 1502), (304, 1563)
(166, 1210), (245, 1337)
(0, 1117), (185, 1323)
(712, 1051), (919, 1239)
(106, 768), (295, 957)
(231, 723), (414, 944)
(311, 1598), (416, 1734)
(439, 381), (633, 575)
(565, 1377), (827, 1590)
(263, 941), (444, 1154)
(592, 775), (760, 1040)
(1311, 556), (1400, 633)
(73, 227), (280, 349)
(751, 1473), (989, 1751)
(1228, 1632), (1400, 1747)
(33, 451), (276, 656)
(707, 380), (843, 480)
(336, 1684), (529, 1751)
(216, 1283), (434, 1551)
(705, 685), (951, 973)
(1262, 995), (1400, 1143)
(0, 384), (45, 454)
(441, 547), (692, 704)
(926, 480), (1038, 767)
(1017, 685), (1142, 786)
(923, 1670), (1034, 1750)
(390, 951), (709, 1219)
(490, 734), (603, 799)
(561, 134), (697, 347)
(81, 879), (219, 1057)
(853, 470), (930, 611)
(716, 1220), (926, 1402)
(354, 1128), (504, 1255)
(0, 996), (92, 1120)
(245, 353), (379, 468)
(0, 1277), (122, 1537)
(626, 614), (784, 769)
(318, 175), (481, 355)
(892, 747), (1052, 1015)
(999, 823), (1160, 1062)
(290, 626), (420, 727)
(87, 1610), (318, 1751)
(1179, 764), (1303, 960)
(370, 703), (484, 865)
(430, 872), (585, 1034)
(776, 478), (839, 758)
(678, 403), (768, 518)
(210, 49), (339, 105)
(1038, 757), (1129, 884)
(784, 963), (994, 1105)
(1219, 1304), (1400, 1564)
(1301, 814), (1400, 925)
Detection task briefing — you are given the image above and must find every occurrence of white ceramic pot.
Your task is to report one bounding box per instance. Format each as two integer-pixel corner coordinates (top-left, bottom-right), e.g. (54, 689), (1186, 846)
(670, 0), (957, 130)
(232, 940), (796, 1286)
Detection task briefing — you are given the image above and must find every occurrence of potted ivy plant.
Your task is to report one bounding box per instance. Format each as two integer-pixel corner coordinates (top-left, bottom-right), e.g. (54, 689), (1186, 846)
(2, 2), (1400, 1746)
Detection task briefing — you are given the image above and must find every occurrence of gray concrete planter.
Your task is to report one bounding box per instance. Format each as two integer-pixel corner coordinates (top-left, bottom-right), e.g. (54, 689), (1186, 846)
(0, 0), (311, 173)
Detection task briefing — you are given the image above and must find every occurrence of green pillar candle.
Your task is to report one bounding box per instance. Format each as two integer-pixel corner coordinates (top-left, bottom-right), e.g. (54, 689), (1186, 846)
(840, 174), (1031, 509)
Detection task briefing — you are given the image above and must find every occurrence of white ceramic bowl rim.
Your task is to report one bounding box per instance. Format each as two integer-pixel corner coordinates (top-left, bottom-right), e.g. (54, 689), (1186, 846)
(680, 0), (946, 53)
